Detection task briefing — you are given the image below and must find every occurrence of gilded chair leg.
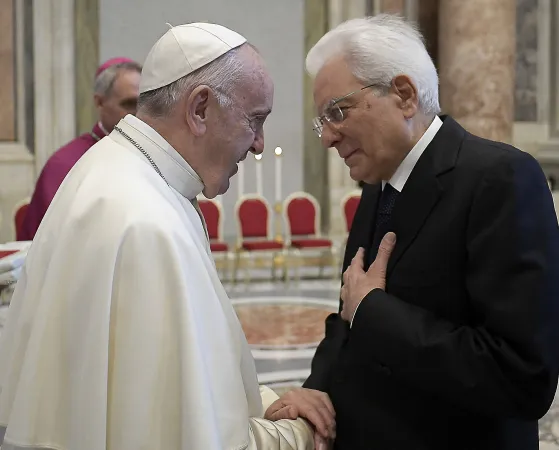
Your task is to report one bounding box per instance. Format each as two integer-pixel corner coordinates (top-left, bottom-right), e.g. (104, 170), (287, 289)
(283, 250), (289, 284)
(319, 251), (325, 279)
(244, 253), (251, 285)
(226, 252), (233, 284)
(294, 249), (301, 285)
(233, 251), (241, 286)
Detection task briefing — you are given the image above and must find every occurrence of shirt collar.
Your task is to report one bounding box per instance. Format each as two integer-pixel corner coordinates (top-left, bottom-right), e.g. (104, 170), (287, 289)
(113, 114), (204, 200)
(91, 122), (108, 142)
(383, 115), (443, 192)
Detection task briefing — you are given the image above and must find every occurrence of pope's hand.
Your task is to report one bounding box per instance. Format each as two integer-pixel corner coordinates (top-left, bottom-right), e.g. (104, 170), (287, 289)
(340, 232), (396, 322)
(264, 388), (336, 441)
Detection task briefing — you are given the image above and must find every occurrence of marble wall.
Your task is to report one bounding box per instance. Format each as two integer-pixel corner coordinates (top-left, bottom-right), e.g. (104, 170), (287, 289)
(0, 0), (34, 243)
(515, 0), (538, 121)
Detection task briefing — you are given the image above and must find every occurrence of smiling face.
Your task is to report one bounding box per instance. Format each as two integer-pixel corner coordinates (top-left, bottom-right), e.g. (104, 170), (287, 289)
(313, 56), (419, 184)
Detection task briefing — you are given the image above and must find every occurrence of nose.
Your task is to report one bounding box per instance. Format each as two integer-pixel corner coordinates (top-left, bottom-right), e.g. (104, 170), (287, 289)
(320, 123), (340, 149)
(250, 130), (265, 155)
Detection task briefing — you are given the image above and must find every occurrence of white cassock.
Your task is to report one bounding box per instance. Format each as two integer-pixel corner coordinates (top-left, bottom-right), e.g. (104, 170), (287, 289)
(0, 114), (313, 450)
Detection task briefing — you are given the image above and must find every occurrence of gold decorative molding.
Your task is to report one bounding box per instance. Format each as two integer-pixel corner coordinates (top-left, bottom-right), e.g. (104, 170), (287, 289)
(0, 0), (16, 141)
(75, 0), (99, 135)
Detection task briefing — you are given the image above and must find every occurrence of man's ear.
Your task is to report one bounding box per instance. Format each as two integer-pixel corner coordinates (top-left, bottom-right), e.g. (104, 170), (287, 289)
(392, 74), (419, 119)
(93, 93), (104, 109)
(186, 85), (211, 136)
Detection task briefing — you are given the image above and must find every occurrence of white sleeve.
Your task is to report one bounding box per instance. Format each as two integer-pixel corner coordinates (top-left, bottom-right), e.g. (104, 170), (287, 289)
(246, 386), (314, 450)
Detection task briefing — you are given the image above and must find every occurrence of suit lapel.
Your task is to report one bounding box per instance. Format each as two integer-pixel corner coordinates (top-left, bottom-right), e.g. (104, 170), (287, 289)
(387, 168), (442, 274)
(386, 115), (464, 275)
(344, 184), (381, 270)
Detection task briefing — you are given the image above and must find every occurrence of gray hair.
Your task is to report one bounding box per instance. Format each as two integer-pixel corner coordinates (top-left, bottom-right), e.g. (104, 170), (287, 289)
(94, 61), (142, 97)
(137, 45), (248, 118)
(306, 14), (440, 116)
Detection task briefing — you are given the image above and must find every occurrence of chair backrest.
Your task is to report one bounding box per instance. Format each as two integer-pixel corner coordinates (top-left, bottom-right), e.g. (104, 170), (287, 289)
(235, 195), (271, 239)
(283, 192), (320, 237)
(341, 190), (361, 233)
(14, 202), (29, 241)
(198, 199), (222, 241)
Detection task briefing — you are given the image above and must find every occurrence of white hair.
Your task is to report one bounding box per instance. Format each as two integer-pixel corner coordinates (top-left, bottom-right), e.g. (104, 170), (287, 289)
(138, 45), (249, 118)
(93, 61), (142, 96)
(306, 14), (440, 115)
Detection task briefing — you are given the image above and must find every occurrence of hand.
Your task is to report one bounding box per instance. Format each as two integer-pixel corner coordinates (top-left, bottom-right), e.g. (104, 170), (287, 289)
(314, 430), (333, 450)
(340, 232), (396, 322)
(264, 388), (336, 440)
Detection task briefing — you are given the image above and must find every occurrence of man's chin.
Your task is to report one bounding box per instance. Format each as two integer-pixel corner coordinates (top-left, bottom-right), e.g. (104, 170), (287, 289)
(349, 167), (379, 185)
(218, 178), (231, 195)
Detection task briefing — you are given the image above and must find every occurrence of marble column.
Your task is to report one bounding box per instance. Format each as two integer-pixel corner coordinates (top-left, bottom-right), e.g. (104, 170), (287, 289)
(439, 0), (516, 143)
(75, 0), (99, 135)
(381, 0), (404, 13)
(417, 0), (439, 69)
(325, 0), (368, 237)
(304, 0), (330, 232)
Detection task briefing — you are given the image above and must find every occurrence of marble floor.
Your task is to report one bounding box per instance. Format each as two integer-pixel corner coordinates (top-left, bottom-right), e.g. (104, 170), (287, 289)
(0, 275), (557, 447)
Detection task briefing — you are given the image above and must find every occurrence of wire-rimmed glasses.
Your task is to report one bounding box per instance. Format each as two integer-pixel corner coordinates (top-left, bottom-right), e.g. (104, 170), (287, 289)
(312, 83), (377, 138)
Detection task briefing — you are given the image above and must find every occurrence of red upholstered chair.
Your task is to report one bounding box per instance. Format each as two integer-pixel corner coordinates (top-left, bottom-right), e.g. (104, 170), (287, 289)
(341, 190), (362, 233)
(198, 198), (231, 281)
(198, 199), (228, 253)
(13, 199), (30, 241)
(234, 195), (284, 283)
(283, 192), (334, 278)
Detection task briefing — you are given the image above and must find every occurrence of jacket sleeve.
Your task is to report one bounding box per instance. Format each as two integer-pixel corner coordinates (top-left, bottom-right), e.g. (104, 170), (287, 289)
(247, 386), (314, 449)
(350, 151), (559, 419)
(303, 313), (348, 391)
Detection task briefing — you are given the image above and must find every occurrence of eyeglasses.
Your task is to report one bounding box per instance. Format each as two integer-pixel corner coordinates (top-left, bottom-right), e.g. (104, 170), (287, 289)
(312, 83), (377, 138)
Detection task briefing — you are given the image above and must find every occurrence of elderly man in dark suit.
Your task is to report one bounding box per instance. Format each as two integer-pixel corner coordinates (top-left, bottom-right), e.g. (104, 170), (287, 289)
(265, 13), (559, 450)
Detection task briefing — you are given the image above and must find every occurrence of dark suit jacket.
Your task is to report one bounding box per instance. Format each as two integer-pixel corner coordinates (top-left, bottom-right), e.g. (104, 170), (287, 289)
(304, 116), (559, 450)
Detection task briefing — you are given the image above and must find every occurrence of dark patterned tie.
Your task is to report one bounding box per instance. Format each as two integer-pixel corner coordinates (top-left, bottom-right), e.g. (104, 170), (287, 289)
(368, 183), (399, 266)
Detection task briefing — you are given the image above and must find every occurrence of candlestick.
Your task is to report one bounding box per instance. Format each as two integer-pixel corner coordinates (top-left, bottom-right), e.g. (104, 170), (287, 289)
(274, 147), (282, 203)
(237, 161), (244, 199)
(255, 153), (263, 195)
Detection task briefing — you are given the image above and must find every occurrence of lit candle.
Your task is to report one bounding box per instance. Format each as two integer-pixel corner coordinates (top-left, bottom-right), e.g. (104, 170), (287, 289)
(237, 162), (244, 198)
(274, 147), (282, 202)
(255, 153), (263, 195)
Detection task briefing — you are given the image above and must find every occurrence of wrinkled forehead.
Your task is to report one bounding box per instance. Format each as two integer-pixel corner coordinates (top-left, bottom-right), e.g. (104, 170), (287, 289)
(313, 57), (362, 113)
(239, 67), (274, 112)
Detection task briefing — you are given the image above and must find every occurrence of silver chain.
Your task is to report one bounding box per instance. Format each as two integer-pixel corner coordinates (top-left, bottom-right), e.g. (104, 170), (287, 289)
(114, 126), (168, 185)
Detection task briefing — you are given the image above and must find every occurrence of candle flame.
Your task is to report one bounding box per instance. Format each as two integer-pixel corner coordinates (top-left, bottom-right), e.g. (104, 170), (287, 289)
(254, 154), (263, 161)
(274, 147), (283, 156)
